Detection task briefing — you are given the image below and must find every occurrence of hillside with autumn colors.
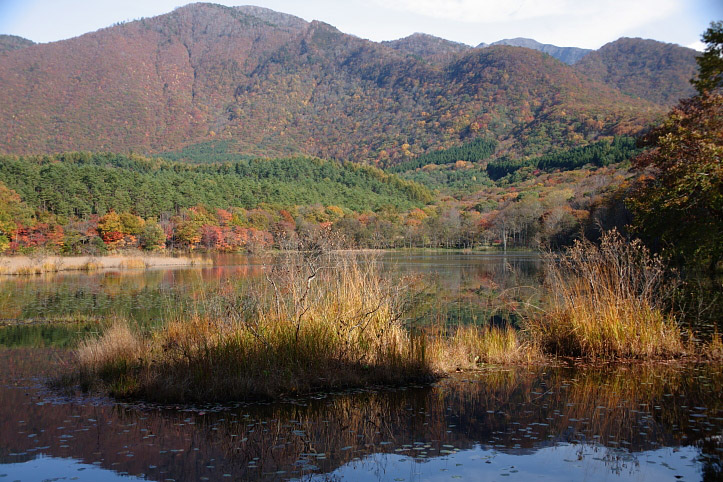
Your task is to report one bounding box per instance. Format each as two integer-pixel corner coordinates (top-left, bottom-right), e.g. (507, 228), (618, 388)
(0, 2), (697, 165)
(574, 37), (699, 106)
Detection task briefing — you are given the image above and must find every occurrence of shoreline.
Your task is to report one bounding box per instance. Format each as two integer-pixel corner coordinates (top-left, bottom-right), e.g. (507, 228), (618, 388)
(0, 248), (539, 275)
(0, 254), (212, 276)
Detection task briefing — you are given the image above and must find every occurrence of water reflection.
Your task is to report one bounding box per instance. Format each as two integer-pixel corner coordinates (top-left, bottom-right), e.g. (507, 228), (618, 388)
(0, 253), (542, 337)
(0, 348), (720, 481)
(0, 258), (270, 324)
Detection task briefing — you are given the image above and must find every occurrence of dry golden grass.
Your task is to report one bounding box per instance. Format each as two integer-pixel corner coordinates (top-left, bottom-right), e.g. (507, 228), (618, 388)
(118, 258), (147, 270)
(65, 236), (716, 403)
(525, 230), (685, 359)
(428, 324), (541, 370)
(77, 322), (147, 371)
(41, 261), (60, 272)
(0, 255), (208, 275)
(80, 259), (103, 271)
(702, 331), (723, 360)
(72, 255), (433, 402)
(15, 266), (41, 275)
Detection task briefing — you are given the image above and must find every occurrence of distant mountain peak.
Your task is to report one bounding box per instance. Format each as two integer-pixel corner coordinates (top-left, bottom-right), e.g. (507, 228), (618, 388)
(481, 37), (592, 65)
(384, 33), (470, 63)
(234, 5), (308, 29)
(0, 35), (35, 54)
(574, 37), (698, 106)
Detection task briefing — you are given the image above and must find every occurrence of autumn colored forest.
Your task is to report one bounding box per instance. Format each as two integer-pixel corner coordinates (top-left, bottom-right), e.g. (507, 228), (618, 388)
(0, 134), (648, 255)
(0, 5), (719, 270)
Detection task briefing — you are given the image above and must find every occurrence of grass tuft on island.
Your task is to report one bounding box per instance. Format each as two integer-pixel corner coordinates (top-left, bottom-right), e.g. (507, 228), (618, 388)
(70, 255), (433, 402)
(525, 230), (686, 359)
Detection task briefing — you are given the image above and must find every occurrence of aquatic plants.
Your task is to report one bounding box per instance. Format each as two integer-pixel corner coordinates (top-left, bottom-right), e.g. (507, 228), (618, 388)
(67, 232), (721, 404)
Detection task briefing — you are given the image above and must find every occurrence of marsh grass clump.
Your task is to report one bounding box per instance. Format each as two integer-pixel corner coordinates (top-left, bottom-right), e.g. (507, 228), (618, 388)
(75, 321), (149, 393)
(118, 257), (147, 270)
(701, 331), (723, 361)
(80, 258), (103, 271)
(428, 324), (541, 370)
(526, 230), (685, 359)
(71, 254), (433, 402)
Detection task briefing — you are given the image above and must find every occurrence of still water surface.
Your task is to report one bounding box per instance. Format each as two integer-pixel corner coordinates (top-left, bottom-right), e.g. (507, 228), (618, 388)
(0, 253), (720, 481)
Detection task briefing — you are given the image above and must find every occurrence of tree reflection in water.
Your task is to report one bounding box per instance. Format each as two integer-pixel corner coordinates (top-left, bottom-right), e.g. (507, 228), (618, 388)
(0, 348), (720, 481)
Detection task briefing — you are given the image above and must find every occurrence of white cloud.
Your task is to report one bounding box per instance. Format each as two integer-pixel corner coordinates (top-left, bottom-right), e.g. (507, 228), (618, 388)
(686, 40), (706, 51)
(367, 0), (682, 48)
(371, 0), (675, 24)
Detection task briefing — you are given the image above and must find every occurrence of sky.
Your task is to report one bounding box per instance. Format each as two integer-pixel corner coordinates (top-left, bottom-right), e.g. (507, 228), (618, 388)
(0, 0), (721, 50)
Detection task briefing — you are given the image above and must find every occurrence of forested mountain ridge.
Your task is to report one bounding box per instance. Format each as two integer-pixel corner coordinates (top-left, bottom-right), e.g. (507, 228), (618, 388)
(0, 3), (692, 164)
(486, 38), (592, 65)
(574, 37), (698, 106)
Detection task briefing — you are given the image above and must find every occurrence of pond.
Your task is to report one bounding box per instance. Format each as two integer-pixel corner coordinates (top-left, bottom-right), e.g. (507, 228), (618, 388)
(0, 253), (720, 481)
(0, 252), (540, 325)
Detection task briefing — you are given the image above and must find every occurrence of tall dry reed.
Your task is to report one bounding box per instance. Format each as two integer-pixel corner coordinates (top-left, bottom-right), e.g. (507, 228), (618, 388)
(525, 230), (685, 359)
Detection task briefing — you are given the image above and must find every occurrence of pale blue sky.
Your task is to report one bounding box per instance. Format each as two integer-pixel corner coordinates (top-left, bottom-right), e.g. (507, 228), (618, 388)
(0, 0), (721, 50)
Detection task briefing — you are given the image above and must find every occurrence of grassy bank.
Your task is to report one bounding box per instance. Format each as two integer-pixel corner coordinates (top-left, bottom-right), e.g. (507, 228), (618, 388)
(65, 234), (720, 403)
(0, 254), (212, 275)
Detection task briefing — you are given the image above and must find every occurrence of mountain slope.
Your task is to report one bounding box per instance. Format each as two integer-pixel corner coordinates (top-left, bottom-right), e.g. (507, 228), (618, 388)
(484, 38), (591, 65)
(0, 3), (666, 162)
(574, 37), (698, 106)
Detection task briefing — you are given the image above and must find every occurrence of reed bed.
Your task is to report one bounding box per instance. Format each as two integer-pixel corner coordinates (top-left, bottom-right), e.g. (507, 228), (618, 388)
(67, 233), (718, 403)
(525, 230), (685, 359)
(73, 254), (433, 402)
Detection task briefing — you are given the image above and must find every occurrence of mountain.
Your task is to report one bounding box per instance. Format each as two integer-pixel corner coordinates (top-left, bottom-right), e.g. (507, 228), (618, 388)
(484, 38), (591, 65)
(383, 33), (471, 64)
(0, 3), (669, 163)
(574, 38), (698, 106)
(0, 35), (34, 53)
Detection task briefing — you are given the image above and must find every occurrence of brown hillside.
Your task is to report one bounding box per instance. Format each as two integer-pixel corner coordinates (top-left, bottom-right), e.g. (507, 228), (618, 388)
(383, 33), (471, 65)
(0, 3), (668, 163)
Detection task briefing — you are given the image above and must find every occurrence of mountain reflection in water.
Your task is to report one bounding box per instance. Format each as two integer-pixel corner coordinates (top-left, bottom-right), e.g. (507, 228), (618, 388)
(0, 348), (720, 481)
